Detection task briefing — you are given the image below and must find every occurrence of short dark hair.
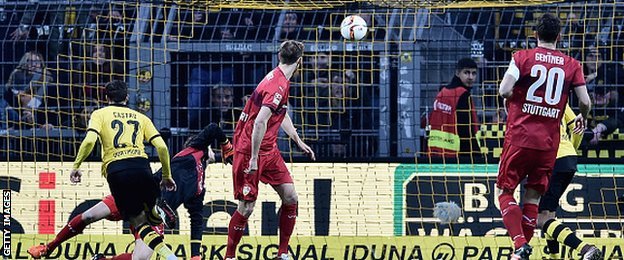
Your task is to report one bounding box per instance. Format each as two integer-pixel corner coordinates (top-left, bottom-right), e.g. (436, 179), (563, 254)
(536, 13), (561, 43)
(278, 40), (304, 65)
(105, 80), (128, 103)
(456, 58), (478, 71)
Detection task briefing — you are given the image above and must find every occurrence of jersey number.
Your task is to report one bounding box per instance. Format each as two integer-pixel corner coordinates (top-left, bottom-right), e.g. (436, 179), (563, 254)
(111, 119), (140, 148)
(527, 65), (565, 105)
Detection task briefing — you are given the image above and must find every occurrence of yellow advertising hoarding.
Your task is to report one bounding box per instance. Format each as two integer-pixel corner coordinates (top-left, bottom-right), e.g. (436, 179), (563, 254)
(2, 162), (397, 236)
(10, 235), (624, 259)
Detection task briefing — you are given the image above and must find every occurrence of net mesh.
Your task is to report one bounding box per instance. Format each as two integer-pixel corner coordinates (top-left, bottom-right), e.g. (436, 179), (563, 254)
(2, 0), (623, 258)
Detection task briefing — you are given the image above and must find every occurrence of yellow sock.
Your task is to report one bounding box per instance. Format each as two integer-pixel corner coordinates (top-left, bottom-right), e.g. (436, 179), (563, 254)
(544, 219), (585, 251)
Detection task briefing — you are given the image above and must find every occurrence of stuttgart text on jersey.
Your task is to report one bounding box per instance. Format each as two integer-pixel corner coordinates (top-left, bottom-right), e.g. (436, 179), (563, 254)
(522, 103), (561, 119)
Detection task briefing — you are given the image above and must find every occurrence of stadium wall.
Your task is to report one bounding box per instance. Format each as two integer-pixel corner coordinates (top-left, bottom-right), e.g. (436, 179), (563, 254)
(4, 162), (623, 258)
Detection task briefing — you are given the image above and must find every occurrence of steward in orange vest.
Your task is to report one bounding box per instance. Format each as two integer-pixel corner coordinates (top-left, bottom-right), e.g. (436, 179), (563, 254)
(428, 58), (480, 158)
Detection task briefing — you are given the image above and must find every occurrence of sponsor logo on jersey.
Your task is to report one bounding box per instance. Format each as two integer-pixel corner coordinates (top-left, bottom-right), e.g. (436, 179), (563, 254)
(273, 93), (283, 106)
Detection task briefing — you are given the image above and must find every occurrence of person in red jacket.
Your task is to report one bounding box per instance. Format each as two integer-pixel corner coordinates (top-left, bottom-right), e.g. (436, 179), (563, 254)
(428, 58), (480, 158)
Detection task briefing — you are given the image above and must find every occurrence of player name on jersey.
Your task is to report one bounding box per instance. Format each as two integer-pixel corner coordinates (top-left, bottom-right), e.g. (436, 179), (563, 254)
(111, 112), (138, 119)
(522, 103), (561, 119)
(535, 52), (564, 65)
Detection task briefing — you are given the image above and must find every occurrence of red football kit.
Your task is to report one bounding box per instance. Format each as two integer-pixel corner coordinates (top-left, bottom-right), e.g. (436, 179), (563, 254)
(232, 66), (292, 201)
(497, 47), (585, 194)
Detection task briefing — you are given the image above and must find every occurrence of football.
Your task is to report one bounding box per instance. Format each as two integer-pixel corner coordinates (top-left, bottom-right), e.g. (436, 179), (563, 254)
(340, 15), (368, 41)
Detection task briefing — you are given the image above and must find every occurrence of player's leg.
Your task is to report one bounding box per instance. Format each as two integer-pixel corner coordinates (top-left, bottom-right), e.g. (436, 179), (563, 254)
(226, 151), (259, 259)
(537, 157), (576, 257)
(520, 188), (540, 243)
(131, 239), (154, 260)
(272, 183), (298, 258)
(267, 154), (297, 259)
(184, 191), (206, 260)
(109, 166), (176, 260)
(537, 157), (602, 259)
(93, 239), (153, 260)
(496, 143), (530, 252)
(28, 199), (113, 258)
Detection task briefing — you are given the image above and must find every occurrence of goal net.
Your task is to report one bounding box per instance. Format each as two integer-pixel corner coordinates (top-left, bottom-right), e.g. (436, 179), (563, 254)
(2, 0), (623, 259)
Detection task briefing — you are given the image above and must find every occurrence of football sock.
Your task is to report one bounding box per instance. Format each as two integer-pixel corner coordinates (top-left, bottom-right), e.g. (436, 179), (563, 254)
(543, 219), (587, 252)
(498, 192), (527, 249)
(226, 211), (248, 258)
(545, 233), (560, 255)
(190, 239), (201, 258)
(137, 224), (176, 259)
(107, 253), (132, 260)
(47, 213), (88, 251)
(521, 203), (538, 242)
(278, 203), (298, 255)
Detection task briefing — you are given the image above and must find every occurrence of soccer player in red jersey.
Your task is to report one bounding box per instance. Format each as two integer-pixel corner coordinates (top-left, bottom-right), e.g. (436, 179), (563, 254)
(225, 40), (315, 260)
(496, 13), (591, 260)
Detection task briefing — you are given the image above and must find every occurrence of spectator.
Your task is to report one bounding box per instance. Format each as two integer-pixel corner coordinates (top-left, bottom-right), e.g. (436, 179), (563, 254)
(304, 52), (330, 81)
(584, 48), (624, 145)
(187, 65), (233, 129)
(82, 6), (128, 46)
(279, 12), (300, 40)
(4, 51), (55, 129)
(209, 85), (237, 129)
(73, 43), (124, 104)
(427, 58), (481, 158)
(10, 1), (64, 60)
(168, 9), (208, 41)
(5, 51), (53, 108)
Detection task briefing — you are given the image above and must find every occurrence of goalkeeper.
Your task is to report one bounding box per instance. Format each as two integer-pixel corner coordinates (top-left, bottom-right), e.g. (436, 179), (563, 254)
(28, 123), (235, 260)
(536, 104), (601, 260)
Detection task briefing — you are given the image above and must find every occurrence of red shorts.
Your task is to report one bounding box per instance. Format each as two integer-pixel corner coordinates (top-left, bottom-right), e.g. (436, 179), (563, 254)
(101, 195), (122, 221)
(497, 142), (557, 194)
(232, 151), (293, 201)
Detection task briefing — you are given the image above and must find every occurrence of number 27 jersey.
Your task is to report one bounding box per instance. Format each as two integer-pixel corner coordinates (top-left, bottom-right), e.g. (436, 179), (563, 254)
(505, 47), (585, 151)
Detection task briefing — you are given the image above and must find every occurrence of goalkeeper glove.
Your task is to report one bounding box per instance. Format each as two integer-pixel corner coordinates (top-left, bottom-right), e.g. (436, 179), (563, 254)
(221, 139), (234, 165)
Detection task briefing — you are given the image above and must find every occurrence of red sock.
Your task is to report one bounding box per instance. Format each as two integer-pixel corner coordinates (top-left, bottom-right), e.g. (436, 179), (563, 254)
(278, 204), (298, 255)
(47, 213), (88, 251)
(521, 203), (538, 243)
(107, 253), (132, 260)
(499, 193), (527, 249)
(226, 211), (248, 258)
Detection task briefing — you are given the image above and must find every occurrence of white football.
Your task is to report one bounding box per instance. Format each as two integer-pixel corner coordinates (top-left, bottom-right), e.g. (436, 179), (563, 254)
(340, 15), (368, 41)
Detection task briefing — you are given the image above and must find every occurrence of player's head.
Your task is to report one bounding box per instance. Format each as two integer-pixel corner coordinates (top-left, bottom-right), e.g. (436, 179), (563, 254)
(455, 58), (478, 87)
(184, 123), (223, 149)
(105, 80), (128, 104)
(278, 40), (304, 66)
(536, 13), (561, 44)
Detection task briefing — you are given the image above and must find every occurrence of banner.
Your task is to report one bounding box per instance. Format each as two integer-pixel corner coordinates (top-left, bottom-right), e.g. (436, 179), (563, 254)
(10, 235), (624, 259)
(0, 162), (397, 236)
(2, 162), (623, 239)
(393, 164), (624, 236)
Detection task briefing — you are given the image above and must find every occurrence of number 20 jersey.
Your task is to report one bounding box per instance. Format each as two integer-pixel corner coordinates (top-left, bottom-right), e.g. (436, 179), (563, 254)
(505, 47), (585, 151)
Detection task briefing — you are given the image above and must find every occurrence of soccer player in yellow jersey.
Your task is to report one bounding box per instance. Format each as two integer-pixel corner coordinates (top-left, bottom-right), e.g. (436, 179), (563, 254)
(536, 104), (602, 260)
(69, 80), (178, 260)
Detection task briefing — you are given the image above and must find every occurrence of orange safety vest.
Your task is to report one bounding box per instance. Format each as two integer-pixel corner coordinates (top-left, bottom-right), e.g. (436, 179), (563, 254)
(428, 85), (479, 157)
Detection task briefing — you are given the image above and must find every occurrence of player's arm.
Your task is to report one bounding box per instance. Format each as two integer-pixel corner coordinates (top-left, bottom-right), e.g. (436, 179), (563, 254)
(499, 58), (519, 98)
(281, 112), (315, 160)
(280, 112), (302, 145)
(250, 106), (272, 160)
(72, 131), (98, 171)
(71, 111), (102, 183)
(144, 118), (176, 191)
(574, 85), (591, 118)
